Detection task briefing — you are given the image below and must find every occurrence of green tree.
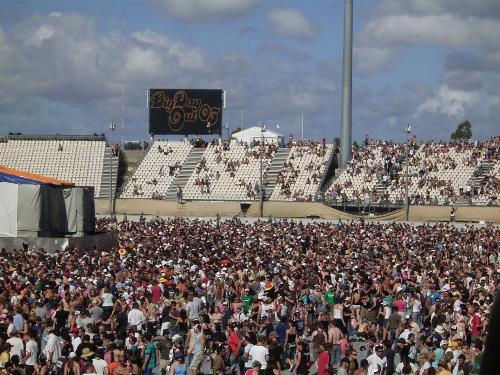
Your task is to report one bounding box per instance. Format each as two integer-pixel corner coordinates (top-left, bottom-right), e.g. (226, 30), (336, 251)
(451, 121), (472, 140)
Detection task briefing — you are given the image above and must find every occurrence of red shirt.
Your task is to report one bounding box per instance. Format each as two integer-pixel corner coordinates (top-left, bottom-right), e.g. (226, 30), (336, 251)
(317, 350), (330, 375)
(151, 285), (162, 303)
(471, 314), (482, 336)
(228, 332), (241, 355)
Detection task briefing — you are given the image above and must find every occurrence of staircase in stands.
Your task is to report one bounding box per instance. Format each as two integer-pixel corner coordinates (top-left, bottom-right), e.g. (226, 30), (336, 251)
(164, 148), (206, 200)
(263, 147), (290, 198)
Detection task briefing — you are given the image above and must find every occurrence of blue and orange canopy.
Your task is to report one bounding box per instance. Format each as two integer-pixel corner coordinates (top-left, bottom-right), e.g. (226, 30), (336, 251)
(0, 166), (74, 186)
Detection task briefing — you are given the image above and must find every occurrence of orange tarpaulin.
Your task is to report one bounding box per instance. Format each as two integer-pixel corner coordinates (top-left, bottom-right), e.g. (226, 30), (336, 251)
(0, 165), (74, 186)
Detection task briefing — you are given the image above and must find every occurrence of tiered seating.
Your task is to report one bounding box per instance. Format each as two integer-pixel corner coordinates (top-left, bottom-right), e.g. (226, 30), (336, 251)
(270, 142), (333, 201)
(386, 143), (478, 204)
(470, 139), (500, 205)
(327, 139), (500, 206)
(0, 138), (105, 193)
(182, 141), (276, 200)
(326, 140), (404, 202)
(120, 141), (192, 198)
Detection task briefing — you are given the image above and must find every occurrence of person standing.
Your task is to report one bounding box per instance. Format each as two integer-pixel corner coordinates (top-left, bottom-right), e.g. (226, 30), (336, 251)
(24, 331), (39, 375)
(317, 343), (331, 375)
(249, 336), (269, 371)
(188, 325), (205, 375)
(142, 333), (158, 375)
(6, 329), (24, 365)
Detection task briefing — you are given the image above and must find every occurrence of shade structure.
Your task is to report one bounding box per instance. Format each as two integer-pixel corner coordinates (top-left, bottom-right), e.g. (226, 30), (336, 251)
(0, 165), (74, 186)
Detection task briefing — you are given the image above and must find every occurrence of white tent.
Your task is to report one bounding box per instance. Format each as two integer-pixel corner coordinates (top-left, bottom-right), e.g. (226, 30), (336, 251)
(231, 126), (284, 145)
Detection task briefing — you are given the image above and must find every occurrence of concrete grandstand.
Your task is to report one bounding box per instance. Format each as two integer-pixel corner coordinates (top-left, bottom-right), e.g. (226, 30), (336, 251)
(1, 134), (498, 219)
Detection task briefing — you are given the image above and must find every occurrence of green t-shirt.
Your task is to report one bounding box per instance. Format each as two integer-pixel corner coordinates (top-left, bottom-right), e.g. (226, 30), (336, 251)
(324, 290), (336, 306)
(241, 294), (253, 314)
(156, 338), (171, 360)
(144, 342), (157, 369)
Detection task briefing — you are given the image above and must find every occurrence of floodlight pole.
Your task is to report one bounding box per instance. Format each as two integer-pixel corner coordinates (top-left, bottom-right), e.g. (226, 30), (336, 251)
(259, 126), (265, 217)
(109, 125), (116, 215)
(404, 125), (411, 221)
(340, 0), (353, 168)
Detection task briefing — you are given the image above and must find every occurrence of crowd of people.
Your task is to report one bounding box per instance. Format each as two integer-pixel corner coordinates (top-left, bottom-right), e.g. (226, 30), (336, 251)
(274, 141), (331, 201)
(0, 216), (497, 375)
(328, 138), (499, 206)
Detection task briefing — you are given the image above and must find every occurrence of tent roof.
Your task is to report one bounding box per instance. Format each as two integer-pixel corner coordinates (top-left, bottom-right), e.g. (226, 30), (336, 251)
(0, 166), (74, 186)
(232, 126), (282, 139)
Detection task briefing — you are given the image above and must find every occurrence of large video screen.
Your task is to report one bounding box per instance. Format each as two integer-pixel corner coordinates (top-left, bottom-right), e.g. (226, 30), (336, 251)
(149, 89), (223, 135)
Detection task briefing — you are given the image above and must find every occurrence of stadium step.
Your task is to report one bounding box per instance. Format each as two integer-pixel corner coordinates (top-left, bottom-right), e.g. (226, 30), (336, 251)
(468, 158), (495, 188)
(164, 148), (207, 199)
(99, 147), (120, 198)
(263, 147), (291, 196)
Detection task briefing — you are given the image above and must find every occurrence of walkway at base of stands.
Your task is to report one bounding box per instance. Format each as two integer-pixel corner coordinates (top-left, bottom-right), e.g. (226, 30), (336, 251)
(94, 198), (500, 223)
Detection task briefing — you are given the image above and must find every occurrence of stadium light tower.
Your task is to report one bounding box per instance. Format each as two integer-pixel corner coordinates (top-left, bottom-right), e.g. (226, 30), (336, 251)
(340, 0), (353, 168)
(259, 123), (266, 218)
(404, 124), (411, 221)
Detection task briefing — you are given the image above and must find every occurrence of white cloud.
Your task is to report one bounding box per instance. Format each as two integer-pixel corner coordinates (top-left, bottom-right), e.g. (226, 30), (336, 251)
(0, 12), (209, 118)
(145, 0), (258, 22)
(360, 14), (500, 50)
(353, 46), (394, 73)
(417, 85), (480, 118)
(267, 8), (316, 39)
(355, 1), (500, 73)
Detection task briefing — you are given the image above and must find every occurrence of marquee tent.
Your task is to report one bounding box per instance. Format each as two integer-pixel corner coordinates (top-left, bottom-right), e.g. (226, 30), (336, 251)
(231, 126), (284, 144)
(0, 167), (94, 238)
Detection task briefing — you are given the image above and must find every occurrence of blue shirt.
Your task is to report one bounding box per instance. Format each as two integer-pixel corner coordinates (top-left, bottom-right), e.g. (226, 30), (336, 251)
(13, 313), (24, 331)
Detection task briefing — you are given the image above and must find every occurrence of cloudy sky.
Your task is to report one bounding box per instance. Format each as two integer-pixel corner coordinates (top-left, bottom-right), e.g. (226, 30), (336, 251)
(0, 0), (499, 143)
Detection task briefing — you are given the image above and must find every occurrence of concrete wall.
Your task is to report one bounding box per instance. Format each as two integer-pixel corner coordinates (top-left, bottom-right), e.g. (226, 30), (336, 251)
(409, 205), (500, 223)
(95, 199), (500, 223)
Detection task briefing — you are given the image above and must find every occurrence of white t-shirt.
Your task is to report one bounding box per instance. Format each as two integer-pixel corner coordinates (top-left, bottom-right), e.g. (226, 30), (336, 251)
(92, 357), (108, 375)
(244, 343), (254, 368)
(72, 336), (82, 352)
(101, 292), (113, 307)
(25, 339), (39, 366)
(6, 337), (24, 362)
(249, 344), (269, 369)
(43, 333), (62, 362)
(412, 300), (422, 313)
(367, 353), (387, 372)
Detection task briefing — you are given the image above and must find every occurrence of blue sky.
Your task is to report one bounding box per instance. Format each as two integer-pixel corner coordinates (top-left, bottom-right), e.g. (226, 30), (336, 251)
(0, 0), (499, 143)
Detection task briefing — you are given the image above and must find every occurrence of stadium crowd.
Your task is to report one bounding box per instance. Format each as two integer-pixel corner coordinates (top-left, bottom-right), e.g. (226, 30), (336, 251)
(329, 138), (499, 206)
(0, 217), (498, 375)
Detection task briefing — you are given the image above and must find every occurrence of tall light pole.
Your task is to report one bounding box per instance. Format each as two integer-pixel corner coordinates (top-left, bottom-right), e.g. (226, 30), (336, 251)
(109, 122), (116, 215)
(340, 0), (353, 168)
(404, 124), (411, 221)
(259, 123), (265, 217)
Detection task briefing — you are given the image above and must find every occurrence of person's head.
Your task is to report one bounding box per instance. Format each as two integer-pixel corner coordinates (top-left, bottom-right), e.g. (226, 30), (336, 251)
(359, 358), (368, 369)
(339, 357), (349, 368)
(252, 361), (262, 370)
(375, 345), (384, 357)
